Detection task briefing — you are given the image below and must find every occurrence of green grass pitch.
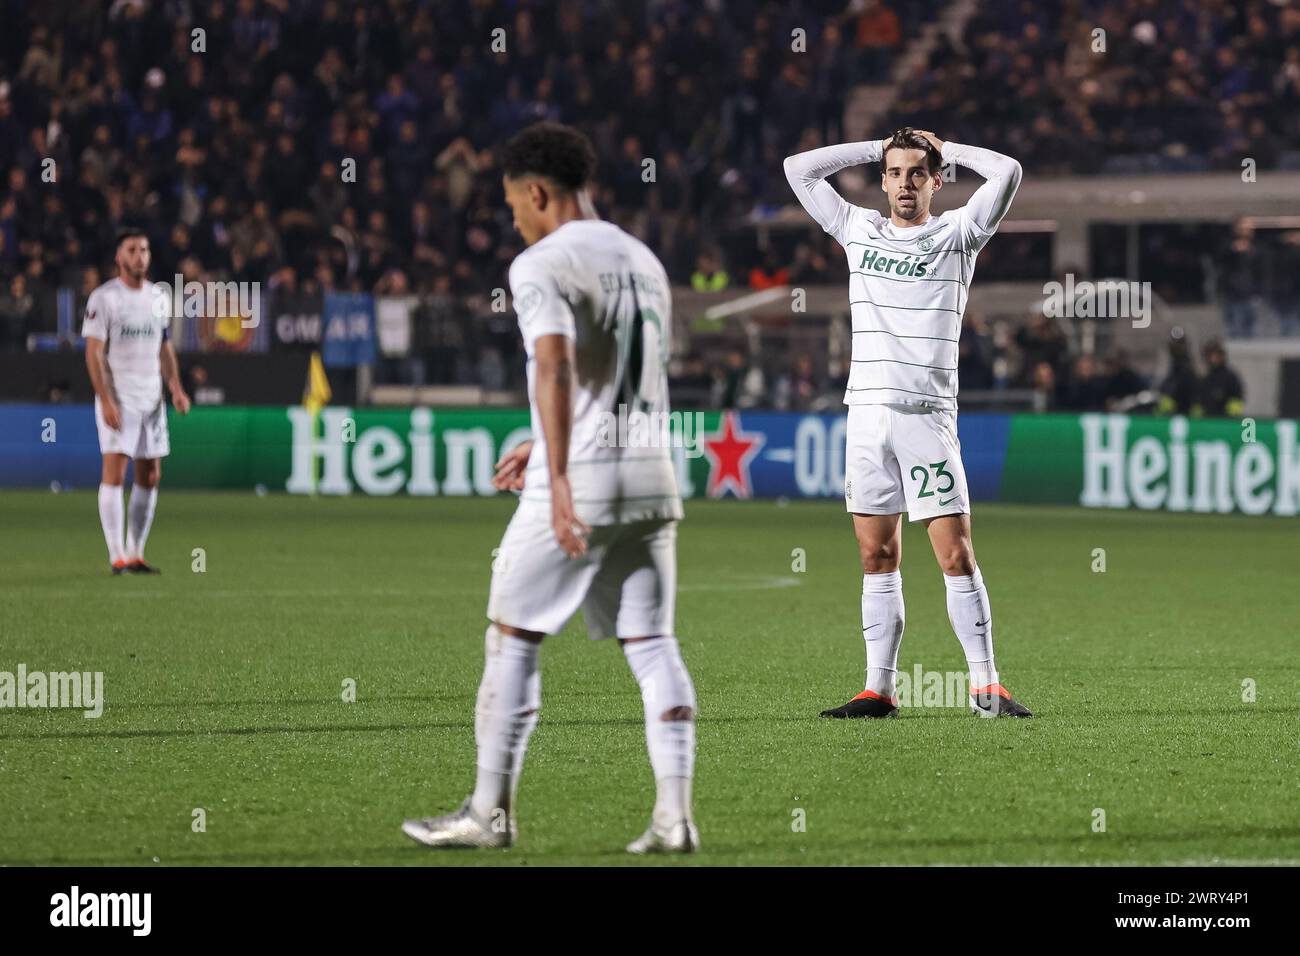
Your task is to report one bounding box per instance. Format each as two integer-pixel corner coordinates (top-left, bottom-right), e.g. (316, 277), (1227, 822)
(0, 490), (1295, 866)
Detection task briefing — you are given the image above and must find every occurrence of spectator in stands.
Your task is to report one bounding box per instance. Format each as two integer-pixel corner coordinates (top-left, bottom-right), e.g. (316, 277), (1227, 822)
(0, 197), (15, 272)
(853, 0), (902, 83)
(813, 23), (852, 146)
(713, 348), (765, 409)
(0, 273), (34, 349)
(1015, 313), (1069, 387)
(1156, 338), (1199, 416)
(1272, 230), (1300, 337)
(691, 251), (730, 293)
(1220, 219), (1260, 338)
(789, 241), (834, 286)
(748, 250), (790, 291)
(958, 313), (995, 392)
(1197, 340), (1244, 418)
(1030, 360), (1057, 411)
(1102, 349), (1146, 411)
(774, 353), (825, 411)
(44, 379), (74, 404)
(1056, 353), (1109, 412)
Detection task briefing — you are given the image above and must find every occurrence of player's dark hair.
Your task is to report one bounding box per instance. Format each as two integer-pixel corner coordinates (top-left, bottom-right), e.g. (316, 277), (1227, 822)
(502, 122), (597, 192)
(114, 227), (148, 252)
(883, 127), (943, 175)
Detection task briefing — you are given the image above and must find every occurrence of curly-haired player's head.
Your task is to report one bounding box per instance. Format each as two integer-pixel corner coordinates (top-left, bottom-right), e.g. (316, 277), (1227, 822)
(501, 122), (599, 245)
(881, 127), (945, 223)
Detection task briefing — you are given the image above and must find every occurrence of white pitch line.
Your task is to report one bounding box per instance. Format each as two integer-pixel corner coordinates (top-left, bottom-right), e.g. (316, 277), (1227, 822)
(680, 576), (802, 592)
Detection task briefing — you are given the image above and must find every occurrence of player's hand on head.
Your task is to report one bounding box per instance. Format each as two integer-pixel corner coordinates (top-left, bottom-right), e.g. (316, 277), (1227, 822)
(493, 439), (533, 491)
(549, 475), (589, 558)
(914, 129), (946, 152)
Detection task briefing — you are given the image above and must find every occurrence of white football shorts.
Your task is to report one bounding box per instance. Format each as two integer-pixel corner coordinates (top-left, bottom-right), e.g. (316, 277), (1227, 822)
(487, 506), (677, 639)
(844, 403), (969, 522)
(94, 396), (170, 460)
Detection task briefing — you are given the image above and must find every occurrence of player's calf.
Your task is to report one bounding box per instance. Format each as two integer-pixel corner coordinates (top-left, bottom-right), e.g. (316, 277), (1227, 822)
(402, 624), (540, 850)
(622, 636), (699, 853)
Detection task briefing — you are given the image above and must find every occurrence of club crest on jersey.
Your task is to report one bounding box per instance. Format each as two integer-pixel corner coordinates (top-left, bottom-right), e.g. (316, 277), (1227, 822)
(918, 236), (934, 251)
(513, 283), (544, 321)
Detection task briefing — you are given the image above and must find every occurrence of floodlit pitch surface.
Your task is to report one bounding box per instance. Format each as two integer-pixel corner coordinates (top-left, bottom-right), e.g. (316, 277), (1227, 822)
(1, 491), (1295, 866)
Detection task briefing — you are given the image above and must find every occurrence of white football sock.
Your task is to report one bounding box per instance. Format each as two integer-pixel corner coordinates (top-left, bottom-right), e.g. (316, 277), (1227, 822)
(943, 567), (999, 689)
(862, 570), (905, 700)
(470, 626), (540, 825)
(623, 636), (696, 827)
(125, 485), (158, 560)
(98, 483), (125, 565)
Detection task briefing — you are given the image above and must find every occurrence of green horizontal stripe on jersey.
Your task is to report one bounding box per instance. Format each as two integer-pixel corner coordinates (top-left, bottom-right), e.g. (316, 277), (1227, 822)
(852, 329), (959, 343)
(846, 385), (956, 399)
(849, 270), (967, 285)
(849, 298), (961, 315)
(847, 239), (972, 257)
(851, 358), (958, 371)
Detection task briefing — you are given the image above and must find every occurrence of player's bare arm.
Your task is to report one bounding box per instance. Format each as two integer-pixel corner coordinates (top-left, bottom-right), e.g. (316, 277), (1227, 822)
(532, 333), (589, 557)
(493, 439), (533, 491)
(85, 337), (121, 430)
(161, 339), (191, 414)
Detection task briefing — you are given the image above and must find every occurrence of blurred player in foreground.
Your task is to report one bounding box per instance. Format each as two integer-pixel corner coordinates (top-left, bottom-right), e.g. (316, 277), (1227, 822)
(403, 123), (698, 853)
(785, 128), (1032, 719)
(83, 229), (191, 575)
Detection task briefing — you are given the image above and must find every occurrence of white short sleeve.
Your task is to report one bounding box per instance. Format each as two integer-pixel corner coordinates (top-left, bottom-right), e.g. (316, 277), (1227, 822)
(509, 250), (576, 350)
(81, 287), (108, 341)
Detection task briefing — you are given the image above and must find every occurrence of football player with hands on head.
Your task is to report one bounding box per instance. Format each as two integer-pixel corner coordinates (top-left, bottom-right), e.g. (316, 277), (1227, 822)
(784, 127), (1032, 720)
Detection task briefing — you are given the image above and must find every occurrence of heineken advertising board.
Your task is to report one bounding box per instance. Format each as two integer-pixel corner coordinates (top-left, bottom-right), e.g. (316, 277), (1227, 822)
(3, 405), (1297, 516)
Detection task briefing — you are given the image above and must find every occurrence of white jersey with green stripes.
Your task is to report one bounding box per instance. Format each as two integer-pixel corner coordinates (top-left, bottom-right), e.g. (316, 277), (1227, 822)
(838, 206), (978, 409)
(507, 218), (683, 526)
(784, 139), (1023, 410)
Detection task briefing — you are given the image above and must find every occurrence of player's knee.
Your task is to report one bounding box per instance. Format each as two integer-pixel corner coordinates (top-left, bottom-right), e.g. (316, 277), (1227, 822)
(134, 459), (160, 488)
(659, 705), (694, 722)
(493, 621), (544, 643)
(103, 456), (127, 485)
(860, 540), (900, 573)
(938, 546), (976, 576)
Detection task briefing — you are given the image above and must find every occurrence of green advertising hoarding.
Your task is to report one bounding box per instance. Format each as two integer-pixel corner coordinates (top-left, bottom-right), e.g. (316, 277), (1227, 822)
(166, 406), (537, 495)
(158, 406), (1300, 516)
(1002, 413), (1300, 516)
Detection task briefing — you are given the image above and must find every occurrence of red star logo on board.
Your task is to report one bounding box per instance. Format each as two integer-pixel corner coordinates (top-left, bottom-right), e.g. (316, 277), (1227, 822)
(702, 410), (764, 498)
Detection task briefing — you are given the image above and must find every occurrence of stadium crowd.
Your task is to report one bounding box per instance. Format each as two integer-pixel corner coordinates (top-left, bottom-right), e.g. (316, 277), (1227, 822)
(0, 0), (917, 334)
(0, 0), (1290, 408)
(699, 312), (1244, 417)
(885, 0), (1300, 175)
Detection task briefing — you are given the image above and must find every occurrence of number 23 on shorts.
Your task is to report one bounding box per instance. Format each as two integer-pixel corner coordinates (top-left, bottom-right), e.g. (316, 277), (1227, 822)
(909, 460), (955, 499)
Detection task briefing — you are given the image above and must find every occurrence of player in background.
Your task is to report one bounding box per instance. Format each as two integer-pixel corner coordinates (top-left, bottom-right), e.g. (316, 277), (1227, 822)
(83, 229), (191, 574)
(784, 128), (1032, 719)
(402, 122), (699, 853)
